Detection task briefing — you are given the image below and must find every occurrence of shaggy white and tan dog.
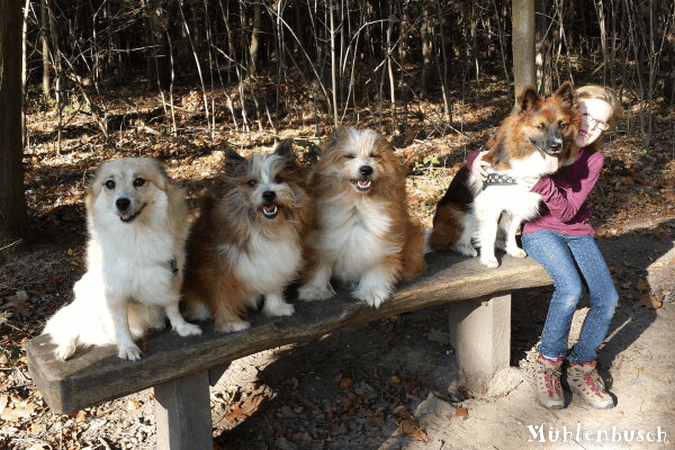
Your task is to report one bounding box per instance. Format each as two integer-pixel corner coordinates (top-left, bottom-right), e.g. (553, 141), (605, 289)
(298, 127), (427, 308)
(42, 158), (201, 361)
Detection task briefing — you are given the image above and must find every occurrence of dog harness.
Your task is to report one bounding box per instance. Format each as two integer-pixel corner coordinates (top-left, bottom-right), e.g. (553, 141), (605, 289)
(482, 172), (518, 189)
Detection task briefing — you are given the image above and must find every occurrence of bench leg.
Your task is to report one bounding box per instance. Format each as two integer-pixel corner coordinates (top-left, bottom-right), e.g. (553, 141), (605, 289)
(448, 294), (511, 394)
(154, 370), (213, 450)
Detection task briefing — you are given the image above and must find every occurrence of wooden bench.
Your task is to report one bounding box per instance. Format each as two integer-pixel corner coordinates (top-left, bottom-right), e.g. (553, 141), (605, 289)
(26, 252), (552, 450)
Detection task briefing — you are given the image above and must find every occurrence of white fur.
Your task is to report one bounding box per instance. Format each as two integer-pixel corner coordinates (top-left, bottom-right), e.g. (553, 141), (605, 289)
(472, 151), (559, 268)
(299, 192), (401, 308)
(43, 159), (201, 361)
(220, 229), (302, 318)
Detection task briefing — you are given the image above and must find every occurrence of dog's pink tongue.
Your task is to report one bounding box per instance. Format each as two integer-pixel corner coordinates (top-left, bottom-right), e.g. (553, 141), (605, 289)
(120, 212), (131, 221)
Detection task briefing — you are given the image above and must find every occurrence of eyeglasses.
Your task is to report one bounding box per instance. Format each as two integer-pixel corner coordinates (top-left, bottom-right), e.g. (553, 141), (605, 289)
(581, 112), (609, 131)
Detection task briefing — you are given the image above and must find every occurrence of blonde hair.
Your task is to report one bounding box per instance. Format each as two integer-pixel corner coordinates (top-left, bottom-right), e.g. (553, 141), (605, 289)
(575, 84), (623, 126)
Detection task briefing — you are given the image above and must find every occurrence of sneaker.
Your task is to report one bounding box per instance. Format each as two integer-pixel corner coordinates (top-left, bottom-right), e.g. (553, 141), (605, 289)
(535, 354), (565, 409)
(566, 360), (614, 409)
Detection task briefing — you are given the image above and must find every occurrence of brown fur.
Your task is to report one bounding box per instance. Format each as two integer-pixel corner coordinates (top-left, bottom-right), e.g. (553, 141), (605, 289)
(430, 82), (579, 258)
(299, 127), (426, 307)
(183, 140), (314, 331)
(485, 82), (579, 169)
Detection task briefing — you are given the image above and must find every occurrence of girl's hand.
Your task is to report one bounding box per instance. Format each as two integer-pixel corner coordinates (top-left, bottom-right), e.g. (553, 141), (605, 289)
(470, 150), (490, 182)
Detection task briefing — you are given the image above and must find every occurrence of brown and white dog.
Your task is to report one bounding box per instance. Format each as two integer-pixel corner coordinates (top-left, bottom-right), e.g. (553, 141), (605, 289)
(43, 158), (202, 361)
(297, 126), (427, 307)
(182, 140), (313, 332)
(430, 82), (579, 268)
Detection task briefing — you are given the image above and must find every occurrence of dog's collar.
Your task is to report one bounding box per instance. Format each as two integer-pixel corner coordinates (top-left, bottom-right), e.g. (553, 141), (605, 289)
(169, 258), (179, 276)
(482, 173), (518, 189)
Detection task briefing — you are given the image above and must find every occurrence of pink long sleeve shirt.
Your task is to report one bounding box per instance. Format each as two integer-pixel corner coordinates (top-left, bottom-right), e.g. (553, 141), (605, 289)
(466, 146), (603, 236)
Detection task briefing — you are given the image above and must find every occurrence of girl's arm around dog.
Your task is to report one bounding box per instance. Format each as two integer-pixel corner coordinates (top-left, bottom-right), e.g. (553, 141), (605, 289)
(530, 148), (604, 223)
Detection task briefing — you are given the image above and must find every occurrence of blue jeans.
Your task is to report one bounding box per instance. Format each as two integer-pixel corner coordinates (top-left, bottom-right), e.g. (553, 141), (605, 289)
(522, 230), (619, 363)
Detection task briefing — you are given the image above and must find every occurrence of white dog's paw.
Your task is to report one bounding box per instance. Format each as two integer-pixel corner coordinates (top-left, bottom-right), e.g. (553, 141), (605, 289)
(54, 342), (77, 361)
(506, 246), (527, 259)
(456, 244), (478, 257)
(480, 256), (499, 269)
(353, 287), (389, 308)
(263, 300), (295, 317)
(118, 344), (142, 361)
(298, 284), (335, 301)
(174, 322), (202, 337)
(217, 321), (250, 333)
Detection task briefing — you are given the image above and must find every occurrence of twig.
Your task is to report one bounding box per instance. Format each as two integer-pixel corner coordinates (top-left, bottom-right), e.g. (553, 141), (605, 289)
(98, 437), (113, 450)
(0, 240), (23, 252)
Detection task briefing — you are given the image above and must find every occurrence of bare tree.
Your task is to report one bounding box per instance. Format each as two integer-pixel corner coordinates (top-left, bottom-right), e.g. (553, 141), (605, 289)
(512, 0), (536, 104)
(0, 0), (28, 259)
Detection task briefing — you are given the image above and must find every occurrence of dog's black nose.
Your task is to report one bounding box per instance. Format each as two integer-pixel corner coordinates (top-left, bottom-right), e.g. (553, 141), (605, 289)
(262, 191), (276, 203)
(116, 197), (131, 211)
(548, 141), (562, 153)
(359, 165), (373, 177)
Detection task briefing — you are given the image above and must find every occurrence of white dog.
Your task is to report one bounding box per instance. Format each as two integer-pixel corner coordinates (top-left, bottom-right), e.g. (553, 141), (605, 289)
(42, 158), (201, 361)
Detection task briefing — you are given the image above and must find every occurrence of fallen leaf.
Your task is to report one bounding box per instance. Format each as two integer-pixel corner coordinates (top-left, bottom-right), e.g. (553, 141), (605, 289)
(27, 421), (42, 434)
(339, 377), (353, 390)
(0, 401), (35, 422)
(126, 399), (143, 410)
(454, 404), (469, 420)
(635, 278), (650, 292)
(391, 405), (411, 418)
(399, 418), (427, 441)
(456, 386), (473, 398)
(366, 410), (385, 429)
(636, 293), (662, 309)
(291, 431), (309, 442)
(280, 405), (294, 417)
(331, 421), (348, 436)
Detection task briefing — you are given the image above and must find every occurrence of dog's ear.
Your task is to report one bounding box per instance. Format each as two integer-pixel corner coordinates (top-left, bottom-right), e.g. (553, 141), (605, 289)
(517, 85), (540, 112)
(224, 148), (246, 171)
(273, 139), (295, 160)
(150, 159), (171, 191)
(87, 163), (106, 200)
(556, 81), (576, 107)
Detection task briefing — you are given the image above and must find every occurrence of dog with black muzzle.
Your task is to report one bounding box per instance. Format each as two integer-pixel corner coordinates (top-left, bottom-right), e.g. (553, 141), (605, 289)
(43, 158), (202, 361)
(182, 140), (314, 332)
(430, 82), (580, 268)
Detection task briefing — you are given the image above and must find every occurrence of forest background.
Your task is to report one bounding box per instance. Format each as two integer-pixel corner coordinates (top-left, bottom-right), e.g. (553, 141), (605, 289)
(1, 0), (675, 449)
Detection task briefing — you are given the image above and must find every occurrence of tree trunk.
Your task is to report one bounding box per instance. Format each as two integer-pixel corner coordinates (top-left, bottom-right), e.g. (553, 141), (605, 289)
(512, 0), (536, 106)
(144, 0), (171, 91)
(0, 0), (28, 259)
(249, 0), (261, 76)
(41, 0), (50, 98)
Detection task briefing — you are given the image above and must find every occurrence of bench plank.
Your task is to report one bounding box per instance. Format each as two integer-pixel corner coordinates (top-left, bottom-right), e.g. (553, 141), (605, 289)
(26, 252), (552, 414)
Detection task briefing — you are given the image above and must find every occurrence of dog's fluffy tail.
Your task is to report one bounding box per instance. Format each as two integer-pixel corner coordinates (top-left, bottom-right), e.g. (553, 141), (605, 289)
(401, 220), (428, 281)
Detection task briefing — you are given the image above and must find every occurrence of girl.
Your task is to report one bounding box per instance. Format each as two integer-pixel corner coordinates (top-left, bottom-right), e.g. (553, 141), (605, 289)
(469, 85), (623, 409)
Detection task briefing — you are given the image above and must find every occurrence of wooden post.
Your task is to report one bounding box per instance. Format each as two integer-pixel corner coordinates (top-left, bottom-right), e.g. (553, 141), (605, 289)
(448, 294), (511, 394)
(154, 371), (213, 450)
